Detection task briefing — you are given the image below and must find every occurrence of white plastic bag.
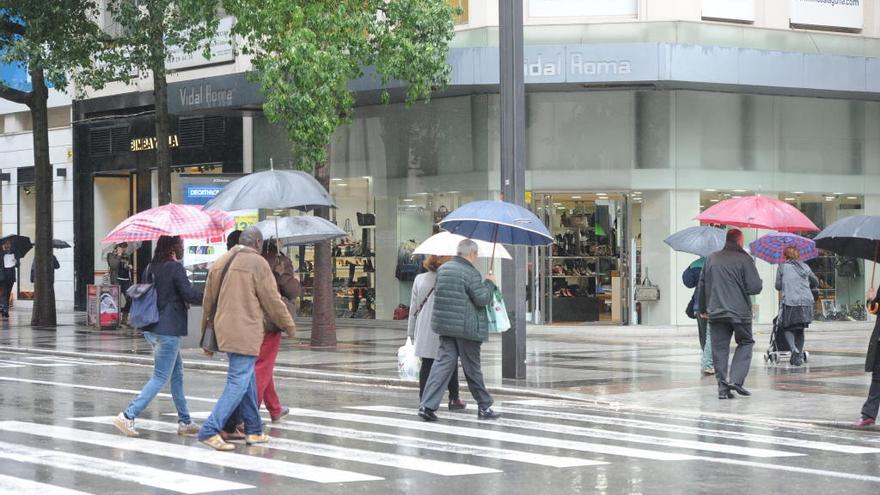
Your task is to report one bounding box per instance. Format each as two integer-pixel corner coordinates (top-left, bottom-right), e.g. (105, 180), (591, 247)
(397, 337), (420, 381)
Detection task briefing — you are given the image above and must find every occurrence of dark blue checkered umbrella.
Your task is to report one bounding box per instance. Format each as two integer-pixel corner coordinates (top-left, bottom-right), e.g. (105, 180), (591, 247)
(749, 233), (817, 265)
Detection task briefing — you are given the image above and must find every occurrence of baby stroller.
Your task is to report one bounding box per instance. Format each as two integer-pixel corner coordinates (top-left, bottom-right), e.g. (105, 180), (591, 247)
(763, 307), (809, 365)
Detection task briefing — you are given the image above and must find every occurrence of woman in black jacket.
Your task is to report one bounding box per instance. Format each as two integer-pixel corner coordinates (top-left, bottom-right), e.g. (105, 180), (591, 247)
(112, 235), (204, 438)
(856, 287), (880, 428)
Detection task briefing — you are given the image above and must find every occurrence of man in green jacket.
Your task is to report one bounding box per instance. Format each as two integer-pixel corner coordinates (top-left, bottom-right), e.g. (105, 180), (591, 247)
(418, 239), (500, 421)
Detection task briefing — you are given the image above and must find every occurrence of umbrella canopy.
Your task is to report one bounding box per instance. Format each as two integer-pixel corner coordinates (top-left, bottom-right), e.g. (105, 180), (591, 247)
(814, 215), (880, 260)
(203, 170), (335, 212)
(102, 204), (235, 244)
(663, 226), (726, 257)
(695, 195), (819, 232)
(438, 200), (553, 246)
(749, 233), (818, 265)
(254, 216), (346, 246)
(0, 234), (32, 259)
(414, 232), (512, 259)
(52, 239), (71, 249)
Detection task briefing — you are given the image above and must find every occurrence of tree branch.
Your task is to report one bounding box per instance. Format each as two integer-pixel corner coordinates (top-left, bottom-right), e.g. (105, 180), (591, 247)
(0, 86), (33, 106)
(0, 18), (26, 37)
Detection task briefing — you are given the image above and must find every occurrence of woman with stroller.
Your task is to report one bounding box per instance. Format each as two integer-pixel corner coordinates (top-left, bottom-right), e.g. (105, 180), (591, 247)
(775, 247), (818, 366)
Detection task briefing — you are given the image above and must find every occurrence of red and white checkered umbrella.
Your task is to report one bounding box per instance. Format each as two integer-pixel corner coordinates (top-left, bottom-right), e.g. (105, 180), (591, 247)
(102, 204), (235, 244)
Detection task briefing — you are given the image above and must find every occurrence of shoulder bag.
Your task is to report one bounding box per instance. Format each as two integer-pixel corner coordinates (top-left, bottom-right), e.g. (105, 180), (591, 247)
(635, 270), (660, 302)
(201, 250), (243, 353)
(126, 264), (159, 329)
(411, 287), (435, 320)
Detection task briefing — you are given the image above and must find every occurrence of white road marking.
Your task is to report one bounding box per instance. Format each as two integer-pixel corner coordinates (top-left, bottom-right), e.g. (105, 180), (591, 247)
(0, 421), (381, 484)
(0, 376), (217, 402)
(277, 409), (697, 461)
(75, 417), (500, 477)
(271, 420), (603, 468)
(701, 458), (880, 483)
(0, 440), (252, 494)
(0, 473), (94, 495)
(354, 406), (803, 459)
(497, 406), (880, 455)
(0, 359), (74, 367)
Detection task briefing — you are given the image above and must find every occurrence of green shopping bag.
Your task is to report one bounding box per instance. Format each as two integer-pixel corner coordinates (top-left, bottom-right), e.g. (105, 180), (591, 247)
(486, 288), (511, 333)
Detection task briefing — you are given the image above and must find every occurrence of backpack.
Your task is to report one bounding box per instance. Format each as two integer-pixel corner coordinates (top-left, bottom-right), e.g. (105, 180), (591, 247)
(126, 265), (159, 329)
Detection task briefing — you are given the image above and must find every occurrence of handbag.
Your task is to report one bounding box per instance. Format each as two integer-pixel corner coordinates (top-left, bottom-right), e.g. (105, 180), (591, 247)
(685, 297), (696, 319)
(393, 304), (409, 320)
(201, 250), (243, 353)
(126, 265), (159, 329)
(635, 270), (660, 302)
(486, 288), (511, 333)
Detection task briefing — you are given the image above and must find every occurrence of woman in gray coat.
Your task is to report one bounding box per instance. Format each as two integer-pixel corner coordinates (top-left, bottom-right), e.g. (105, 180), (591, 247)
(406, 255), (466, 410)
(775, 247), (818, 366)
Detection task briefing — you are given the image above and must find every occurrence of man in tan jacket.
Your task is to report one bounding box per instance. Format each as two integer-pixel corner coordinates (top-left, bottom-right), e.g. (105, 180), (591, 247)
(197, 227), (296, 451)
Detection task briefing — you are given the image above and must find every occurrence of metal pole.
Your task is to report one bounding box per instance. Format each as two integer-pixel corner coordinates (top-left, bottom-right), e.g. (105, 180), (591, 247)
(500, 0), (527, 380)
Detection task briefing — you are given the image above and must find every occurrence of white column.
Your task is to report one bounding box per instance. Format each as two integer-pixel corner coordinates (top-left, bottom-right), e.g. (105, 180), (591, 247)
(242, 116), (253, 174)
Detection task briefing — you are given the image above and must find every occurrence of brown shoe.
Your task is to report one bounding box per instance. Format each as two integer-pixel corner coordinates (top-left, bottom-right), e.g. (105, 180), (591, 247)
(245, 433), (270, 445)
(219, 429), (245, 441)
(201, 434), (235, 451)
(270, 406), (290, 423)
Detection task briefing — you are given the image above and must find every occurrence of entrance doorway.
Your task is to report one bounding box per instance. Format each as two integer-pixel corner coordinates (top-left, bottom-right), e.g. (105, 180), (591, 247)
(93, 174), (135, 284)
(529, 192), (631, 324)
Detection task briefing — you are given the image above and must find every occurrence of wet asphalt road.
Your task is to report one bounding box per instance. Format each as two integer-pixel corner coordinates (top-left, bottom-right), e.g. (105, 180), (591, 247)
(0, 349), (879, 495)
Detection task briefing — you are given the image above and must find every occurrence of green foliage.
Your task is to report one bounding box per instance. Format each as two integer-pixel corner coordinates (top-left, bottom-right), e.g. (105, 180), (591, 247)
(84, 0), (221, 88)
(0, 0), (103, 95)
(226, 0), (458, 170)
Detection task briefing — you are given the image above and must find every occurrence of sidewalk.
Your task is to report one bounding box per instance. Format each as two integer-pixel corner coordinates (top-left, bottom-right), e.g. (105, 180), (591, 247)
(1, 307), (877, 428)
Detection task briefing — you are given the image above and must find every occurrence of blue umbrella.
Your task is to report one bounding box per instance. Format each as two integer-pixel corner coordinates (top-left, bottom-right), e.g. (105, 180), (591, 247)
(438, 200), (553, 246)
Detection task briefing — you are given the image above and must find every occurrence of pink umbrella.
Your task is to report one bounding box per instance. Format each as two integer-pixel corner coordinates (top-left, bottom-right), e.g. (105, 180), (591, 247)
(696, 195), (819, 232)
(102, 204), (235, 244)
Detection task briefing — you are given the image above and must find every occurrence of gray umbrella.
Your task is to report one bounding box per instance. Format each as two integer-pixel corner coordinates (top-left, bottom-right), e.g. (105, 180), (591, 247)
(202, 170), (335, 212)
(254, 216), (346, 246)
(663, 226), (726, 257)
(814, 215), (880, 260)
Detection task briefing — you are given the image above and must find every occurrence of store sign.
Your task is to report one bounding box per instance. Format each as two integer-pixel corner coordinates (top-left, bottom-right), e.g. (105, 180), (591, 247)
(184, 185), (224, 205)
(702, 0), (755, 22)
(528, 0), (638, 17)
(166, 16), (235, 71)
(130, 134), (180, 152)
(524, 48), (632, 82)
(790, 0), (862, 30)
(169, 72), (264, 113)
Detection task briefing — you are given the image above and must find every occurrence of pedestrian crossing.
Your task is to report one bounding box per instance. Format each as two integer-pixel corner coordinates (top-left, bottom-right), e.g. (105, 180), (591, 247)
(0, 399), (878, 493)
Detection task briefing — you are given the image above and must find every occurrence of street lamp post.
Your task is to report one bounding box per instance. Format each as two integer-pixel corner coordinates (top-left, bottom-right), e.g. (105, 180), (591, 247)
(499, 0), (527, 380)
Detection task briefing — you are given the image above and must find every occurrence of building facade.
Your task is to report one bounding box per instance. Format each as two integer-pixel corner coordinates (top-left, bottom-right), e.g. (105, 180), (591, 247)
(73, 0), (880, 326)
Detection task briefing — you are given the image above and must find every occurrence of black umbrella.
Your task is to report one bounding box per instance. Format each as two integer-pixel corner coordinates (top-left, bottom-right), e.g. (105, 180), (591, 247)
(814, 215), (880, 312)
(0, 234), (33, 259)
(52, 239), (71, 249)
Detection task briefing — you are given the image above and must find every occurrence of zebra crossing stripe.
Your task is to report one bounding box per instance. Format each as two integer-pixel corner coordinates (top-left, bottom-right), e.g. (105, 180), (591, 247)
(174, 413), (602, 468)
(276, 408), (699, 461)
(354, 406), (803, 459)
(0, 421), (381, 484)
(0, 376), (217, 403)
(497, 406), (880, 455)
(272, 421), (605, 468)
(0, 473), (94, 495)
(74, 417), (501, 477)
(0, 440), (252, 493)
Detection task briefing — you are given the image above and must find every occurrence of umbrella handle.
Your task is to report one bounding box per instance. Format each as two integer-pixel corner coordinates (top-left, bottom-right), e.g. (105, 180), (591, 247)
(489, 224), (499, 275)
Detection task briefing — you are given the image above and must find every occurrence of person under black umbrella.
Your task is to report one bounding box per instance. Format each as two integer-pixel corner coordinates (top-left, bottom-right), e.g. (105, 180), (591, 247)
(0, 240), (19, 318)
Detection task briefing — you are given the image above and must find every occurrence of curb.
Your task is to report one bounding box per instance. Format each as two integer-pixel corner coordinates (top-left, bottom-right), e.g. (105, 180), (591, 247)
(0, 345), (615, 406)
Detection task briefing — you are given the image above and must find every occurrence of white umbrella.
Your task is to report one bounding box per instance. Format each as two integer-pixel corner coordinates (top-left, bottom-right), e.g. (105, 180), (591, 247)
(254, 216), (346, 245)
(414, 232), (512, 259)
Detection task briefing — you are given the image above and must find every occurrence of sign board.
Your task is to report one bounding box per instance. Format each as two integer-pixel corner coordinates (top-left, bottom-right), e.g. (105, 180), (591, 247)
(87, 284), (97, 326)
(166, 16), (235, 71)
(98, 284), (120, 329)
(168, 72), (264, 114)
(528, 0), (638, 17)
(702, 0), (755, 22)
(790, 0), (862, 30)
(184, 184), (224, 206)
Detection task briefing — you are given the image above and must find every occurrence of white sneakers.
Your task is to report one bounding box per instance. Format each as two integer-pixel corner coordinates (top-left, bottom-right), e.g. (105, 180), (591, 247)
(177, 421), (200, 436)
(112, 412), (139, 437)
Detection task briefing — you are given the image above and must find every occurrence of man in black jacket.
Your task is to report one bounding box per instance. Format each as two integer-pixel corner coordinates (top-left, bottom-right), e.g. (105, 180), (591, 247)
(699, 229), (763, 399)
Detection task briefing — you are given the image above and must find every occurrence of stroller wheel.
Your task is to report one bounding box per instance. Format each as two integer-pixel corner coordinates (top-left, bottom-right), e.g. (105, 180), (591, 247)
(803, 351), (809, 363)
(763, 353), (769, 362)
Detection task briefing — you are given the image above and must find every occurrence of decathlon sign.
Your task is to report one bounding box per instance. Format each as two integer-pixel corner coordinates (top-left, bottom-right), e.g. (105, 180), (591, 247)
(184, 185), (224, 205)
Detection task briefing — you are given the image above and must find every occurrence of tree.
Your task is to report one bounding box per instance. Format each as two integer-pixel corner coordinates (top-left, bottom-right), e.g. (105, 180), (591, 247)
(226, 0), (458, 347)
(85, 0), (221, 205)
(0, 1), (103, 326)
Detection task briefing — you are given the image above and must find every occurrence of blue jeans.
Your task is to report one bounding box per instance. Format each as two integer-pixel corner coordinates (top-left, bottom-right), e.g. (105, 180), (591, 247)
(198, 353), (262, 441)
(125, 332), (191, 423)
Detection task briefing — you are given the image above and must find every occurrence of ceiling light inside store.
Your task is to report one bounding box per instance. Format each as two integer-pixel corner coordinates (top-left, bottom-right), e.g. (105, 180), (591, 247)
(337, 183), (348, 187)
(362, 176), (371, 179)
(403, 198), (413, 202)
(847, 196), (858, 200)
(571, 195), (582, 199)
(825, 197), (834, 201)
(704, 189), (717, 192)
(710, 199), (719, 203)
(633, 191), (642, 195)
(793, 191), (804, 194)
(833, 192), (843, 195)
(447, 191), (460, 194)
(733, 189), (747, 193)
(784, 197), (796, 201)
(732, 195), (742, 199)
(415, 192), (429, 195)
(331, 178), (343, 181)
